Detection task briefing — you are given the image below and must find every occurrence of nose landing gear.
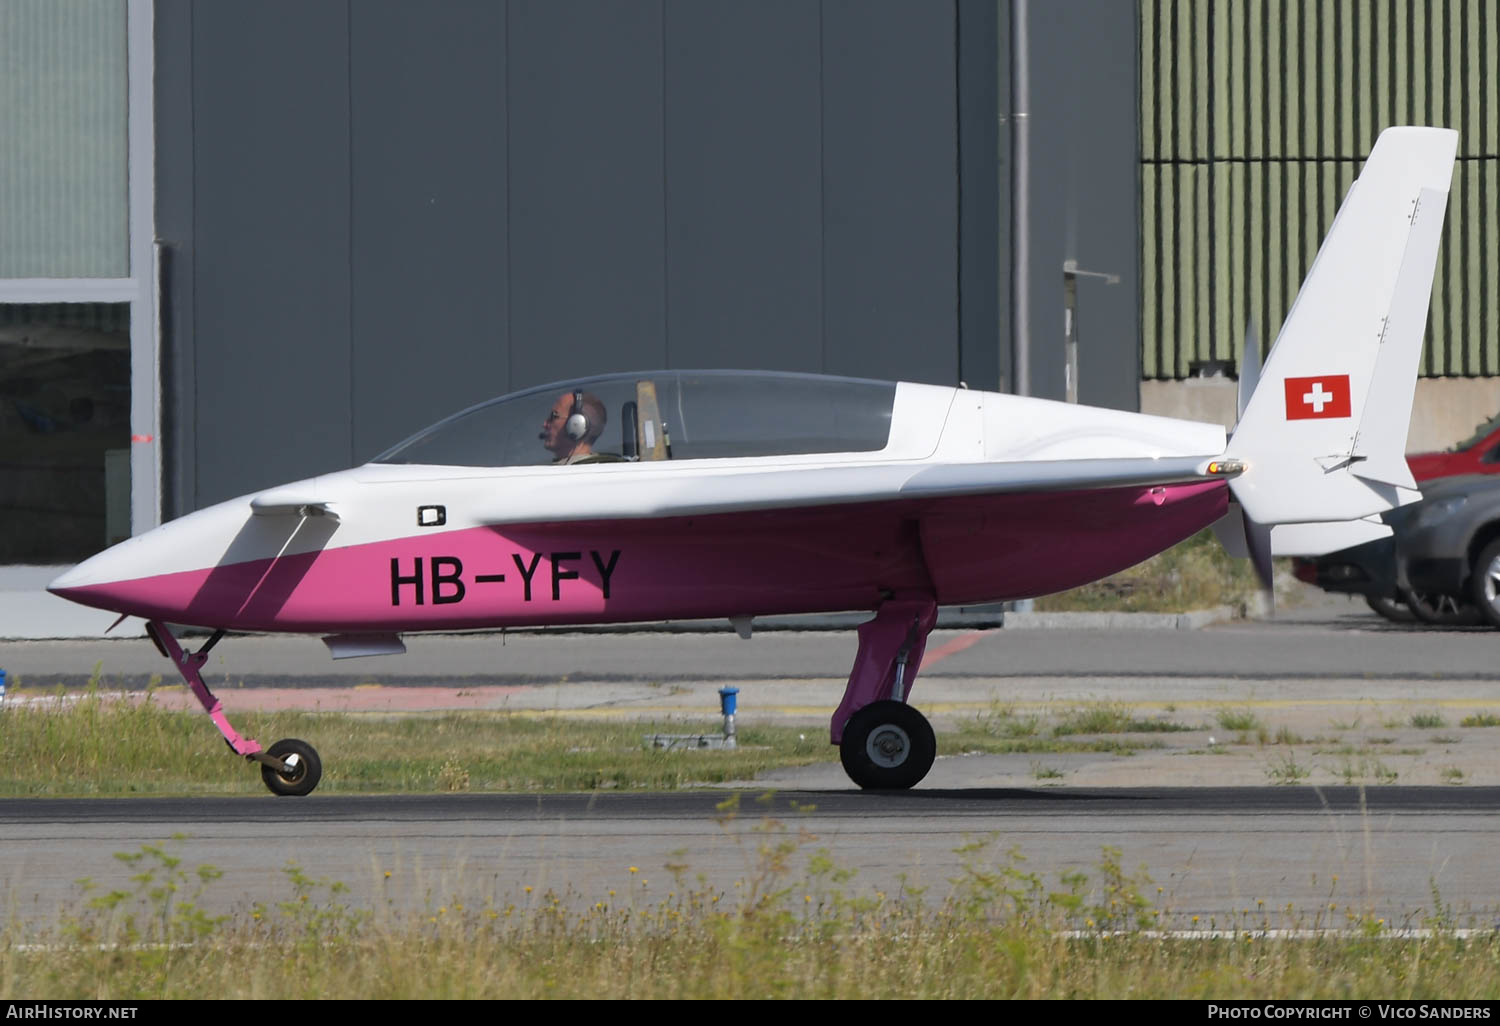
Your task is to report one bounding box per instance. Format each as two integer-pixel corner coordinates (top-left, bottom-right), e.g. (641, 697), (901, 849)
(146, 621), (323, 796)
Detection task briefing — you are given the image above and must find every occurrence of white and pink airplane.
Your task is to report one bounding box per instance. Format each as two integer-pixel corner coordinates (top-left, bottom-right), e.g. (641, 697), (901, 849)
(50, 127), (1457, 795)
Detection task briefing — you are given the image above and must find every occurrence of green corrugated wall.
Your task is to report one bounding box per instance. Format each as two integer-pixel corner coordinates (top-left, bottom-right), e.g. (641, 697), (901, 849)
(1141, 0), (1500, 379)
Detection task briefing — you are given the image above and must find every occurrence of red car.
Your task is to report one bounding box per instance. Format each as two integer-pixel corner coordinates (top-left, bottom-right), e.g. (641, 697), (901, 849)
(1407, 411), (1500, 482)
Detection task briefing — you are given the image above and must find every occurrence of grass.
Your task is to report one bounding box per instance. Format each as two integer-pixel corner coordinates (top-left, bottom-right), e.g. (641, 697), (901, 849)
(1216, 708), (1264, 733)
(970, 699), (1184, 747)
(946, 730), (1164, 758)
(949, 700), (1184, 756)
(1410, 712), (1447, 729)
(0, 684), (1202, 794)
(8, 834), (1500, 999)
(1265, 752), (1311, 784)
(1050, 703), (1191, 736)
(1460, 713), (1500, 728)
(1315, 744), (1423, 758)
(974, 702), (1041, 739)
(0, 683), (832, 795)
(1328, 757), (1399, 785)
(1034, 529), (1262, 614)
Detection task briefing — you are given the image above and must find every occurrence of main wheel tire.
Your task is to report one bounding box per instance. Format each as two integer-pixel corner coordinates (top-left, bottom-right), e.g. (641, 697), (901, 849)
(839, 700), (936, 791)
(1469, 539), (1500, 629)
(1364, 594), (1412, 622)
(261, 738), (322, 797)
(1401, 588), (1482, 627)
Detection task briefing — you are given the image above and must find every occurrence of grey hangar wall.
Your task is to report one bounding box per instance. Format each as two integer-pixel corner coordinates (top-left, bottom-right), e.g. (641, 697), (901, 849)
(153, 0), (1141, 515)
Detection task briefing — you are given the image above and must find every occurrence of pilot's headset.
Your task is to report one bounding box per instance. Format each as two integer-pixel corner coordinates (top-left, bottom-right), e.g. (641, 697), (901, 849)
(564, 391), (592, 442)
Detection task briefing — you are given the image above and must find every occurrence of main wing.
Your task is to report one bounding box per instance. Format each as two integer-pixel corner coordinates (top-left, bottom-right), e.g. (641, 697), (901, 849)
(471, 454), (1231, 525)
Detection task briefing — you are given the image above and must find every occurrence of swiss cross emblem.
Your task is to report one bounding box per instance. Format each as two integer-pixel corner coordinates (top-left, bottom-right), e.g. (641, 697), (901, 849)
(1283, 374), (1352, 420)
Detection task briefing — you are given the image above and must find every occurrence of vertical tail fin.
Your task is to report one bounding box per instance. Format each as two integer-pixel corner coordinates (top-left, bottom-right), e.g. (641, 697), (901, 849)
(1224, 126), (1458, 525)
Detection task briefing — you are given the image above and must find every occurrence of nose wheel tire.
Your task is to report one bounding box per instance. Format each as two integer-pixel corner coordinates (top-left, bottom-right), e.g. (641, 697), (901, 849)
(839, 700), (936, 790)
(261, 738), (322, 797)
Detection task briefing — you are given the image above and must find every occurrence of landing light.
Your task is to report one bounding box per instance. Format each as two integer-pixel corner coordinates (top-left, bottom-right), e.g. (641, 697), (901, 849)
(1206, 459), (1246, 476)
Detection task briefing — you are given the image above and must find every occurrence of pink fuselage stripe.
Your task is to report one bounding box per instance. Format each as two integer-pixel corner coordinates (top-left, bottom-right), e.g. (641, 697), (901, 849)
(55, 483), (1228, 632)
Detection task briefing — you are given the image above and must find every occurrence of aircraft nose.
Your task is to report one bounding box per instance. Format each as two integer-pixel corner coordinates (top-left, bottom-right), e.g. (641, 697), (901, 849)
(47, 533), (161, 610)
(49, 546), (127, 594)
(48, 562), (127, 619)
(48, 560), (93, 593)
(46, 488), (337, 626)
(45, 515), (208, 617)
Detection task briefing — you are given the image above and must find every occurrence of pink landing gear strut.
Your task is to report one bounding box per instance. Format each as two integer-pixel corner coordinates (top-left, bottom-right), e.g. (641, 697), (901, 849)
(830, 595), (939, 790)
(146, 621), (323, 796)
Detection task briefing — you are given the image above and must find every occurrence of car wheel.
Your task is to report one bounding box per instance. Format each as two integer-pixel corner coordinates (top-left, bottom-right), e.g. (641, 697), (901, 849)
(1400, 588), (1482, 627)
(1364, 595), (1412, 622)
(1469, 539), (1500, 629)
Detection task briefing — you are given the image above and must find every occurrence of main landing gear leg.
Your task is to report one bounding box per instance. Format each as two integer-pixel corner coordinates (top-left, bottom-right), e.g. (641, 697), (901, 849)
(831, 595), (939, 790)
(146, 621), (322, 797)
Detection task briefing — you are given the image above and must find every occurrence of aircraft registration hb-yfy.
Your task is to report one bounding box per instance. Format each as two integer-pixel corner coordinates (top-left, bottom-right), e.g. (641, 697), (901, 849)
(50, 127), (1457, 795)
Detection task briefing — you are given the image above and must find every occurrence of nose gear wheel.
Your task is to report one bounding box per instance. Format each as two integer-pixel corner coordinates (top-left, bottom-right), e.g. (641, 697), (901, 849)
(260, 738), (323, 797)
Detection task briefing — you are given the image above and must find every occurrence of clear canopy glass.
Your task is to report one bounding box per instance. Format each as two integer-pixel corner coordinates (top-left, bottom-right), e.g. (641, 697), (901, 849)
(374, 370), (897, 467)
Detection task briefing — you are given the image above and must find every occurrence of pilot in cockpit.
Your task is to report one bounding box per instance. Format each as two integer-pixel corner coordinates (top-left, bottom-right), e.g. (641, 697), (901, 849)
(539, 390), (621, 465)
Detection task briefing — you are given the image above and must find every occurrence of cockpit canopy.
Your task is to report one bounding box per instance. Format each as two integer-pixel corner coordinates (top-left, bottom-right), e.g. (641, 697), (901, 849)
(373, 370), (897, 467)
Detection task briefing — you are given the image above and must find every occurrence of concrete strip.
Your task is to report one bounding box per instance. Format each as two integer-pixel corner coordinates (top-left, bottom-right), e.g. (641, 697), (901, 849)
(1000, 606), (1235, 630)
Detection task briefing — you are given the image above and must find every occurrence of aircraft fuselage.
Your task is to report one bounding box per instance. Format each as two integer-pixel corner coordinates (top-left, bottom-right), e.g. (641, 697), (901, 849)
(50, 474), (1226, 633)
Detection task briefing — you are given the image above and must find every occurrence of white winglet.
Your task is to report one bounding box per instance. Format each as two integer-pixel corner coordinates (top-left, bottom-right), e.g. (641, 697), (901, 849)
(1347, 183), (1450, 489)
(1224, 126), (1457, 525)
